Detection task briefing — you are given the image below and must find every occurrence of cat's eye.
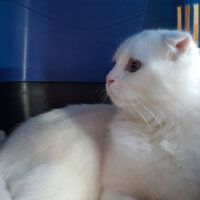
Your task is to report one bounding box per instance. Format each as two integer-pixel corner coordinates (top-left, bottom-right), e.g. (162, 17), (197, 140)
(126, 58), (142, 73)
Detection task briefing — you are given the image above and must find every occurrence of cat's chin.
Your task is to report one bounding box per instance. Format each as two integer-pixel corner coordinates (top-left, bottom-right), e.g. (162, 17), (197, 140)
(106, 87), (123, 109)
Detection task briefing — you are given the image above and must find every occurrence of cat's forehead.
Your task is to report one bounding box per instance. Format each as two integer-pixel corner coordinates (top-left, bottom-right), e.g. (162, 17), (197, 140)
(114, 30), (164, 61)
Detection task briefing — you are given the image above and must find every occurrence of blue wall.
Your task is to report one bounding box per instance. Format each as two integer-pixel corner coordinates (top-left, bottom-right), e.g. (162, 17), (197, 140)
(0, 0), (177, 82)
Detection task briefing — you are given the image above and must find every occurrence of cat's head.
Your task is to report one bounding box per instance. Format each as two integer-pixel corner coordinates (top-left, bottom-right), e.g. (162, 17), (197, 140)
(106, 30), (200, 116)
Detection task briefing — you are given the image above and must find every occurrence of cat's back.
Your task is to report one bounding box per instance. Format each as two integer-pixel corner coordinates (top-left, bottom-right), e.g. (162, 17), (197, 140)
(1, 104), (116, 164)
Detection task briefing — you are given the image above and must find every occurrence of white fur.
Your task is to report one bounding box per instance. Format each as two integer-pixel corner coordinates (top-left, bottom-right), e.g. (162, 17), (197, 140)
(0, 105), (116, 200)
(1, 30), (200, 200)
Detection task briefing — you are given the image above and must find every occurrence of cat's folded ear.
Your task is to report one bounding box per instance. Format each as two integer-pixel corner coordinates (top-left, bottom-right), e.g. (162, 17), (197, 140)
(164, 31), (192, 61)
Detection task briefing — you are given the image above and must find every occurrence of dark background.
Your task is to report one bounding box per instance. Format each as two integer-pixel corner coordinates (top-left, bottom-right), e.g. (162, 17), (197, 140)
(0, 82), (109, 134)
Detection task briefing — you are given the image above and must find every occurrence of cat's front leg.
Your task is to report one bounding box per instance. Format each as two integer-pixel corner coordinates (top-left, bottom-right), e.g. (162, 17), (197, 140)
(99, 188), (138, 200)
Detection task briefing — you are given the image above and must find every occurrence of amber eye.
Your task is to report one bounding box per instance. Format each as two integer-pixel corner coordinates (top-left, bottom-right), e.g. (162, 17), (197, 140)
(127, 58), (142, 73)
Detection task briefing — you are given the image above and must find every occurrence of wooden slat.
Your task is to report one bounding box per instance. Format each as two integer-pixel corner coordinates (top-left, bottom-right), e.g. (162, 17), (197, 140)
(194, 4), (199, 45)
(177, 6), (182, 30)
(185, 5), (190, 32)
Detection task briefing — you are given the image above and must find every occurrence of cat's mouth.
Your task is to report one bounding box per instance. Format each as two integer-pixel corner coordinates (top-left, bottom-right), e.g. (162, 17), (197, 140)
(106, 84), (115, 96)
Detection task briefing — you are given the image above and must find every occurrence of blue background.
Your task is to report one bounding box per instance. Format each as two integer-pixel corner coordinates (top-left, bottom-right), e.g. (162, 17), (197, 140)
(0, 0), (177, 82)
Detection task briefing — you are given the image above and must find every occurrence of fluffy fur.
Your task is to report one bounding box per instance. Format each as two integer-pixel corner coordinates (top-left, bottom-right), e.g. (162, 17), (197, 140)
(0, 30), (200, 200)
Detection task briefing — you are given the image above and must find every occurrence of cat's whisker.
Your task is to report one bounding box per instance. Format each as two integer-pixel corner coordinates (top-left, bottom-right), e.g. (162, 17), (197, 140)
(131, 103), (153, 130)
(150, 103), (166, 122)
(114, 88), (135, 117)
(102, 94), (109, 104)
(124, 103), (137, 118)
(135, 99), (162, 127)
(93, 86), (108, 104)
(109, 84), (164, 128)
(121, 97), (127, 115)
(99, 89), (109, 104)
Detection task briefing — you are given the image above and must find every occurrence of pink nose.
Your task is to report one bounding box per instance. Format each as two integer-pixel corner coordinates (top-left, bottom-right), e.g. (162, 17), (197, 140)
(106, 77), (115, 85)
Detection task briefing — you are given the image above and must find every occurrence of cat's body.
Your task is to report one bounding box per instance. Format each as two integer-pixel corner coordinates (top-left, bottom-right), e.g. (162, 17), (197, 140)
(1, 29), (200, 200)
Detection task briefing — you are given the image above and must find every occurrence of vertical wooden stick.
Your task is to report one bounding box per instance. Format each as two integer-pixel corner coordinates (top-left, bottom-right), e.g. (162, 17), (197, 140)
(177, 6), (182, 30)
(194, 4), (199, 46)
(185, 5), (190, 32)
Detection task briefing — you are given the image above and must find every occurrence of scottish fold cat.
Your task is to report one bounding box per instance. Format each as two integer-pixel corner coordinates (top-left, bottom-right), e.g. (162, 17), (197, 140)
(1, 29), (200, 200)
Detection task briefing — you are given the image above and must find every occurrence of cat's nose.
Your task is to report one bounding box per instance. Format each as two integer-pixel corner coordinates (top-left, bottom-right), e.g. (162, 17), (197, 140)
(106, 77), (115, 85)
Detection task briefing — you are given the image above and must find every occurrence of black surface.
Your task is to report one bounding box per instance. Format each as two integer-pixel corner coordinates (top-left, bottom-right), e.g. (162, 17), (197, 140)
(0, 82), (110, 134)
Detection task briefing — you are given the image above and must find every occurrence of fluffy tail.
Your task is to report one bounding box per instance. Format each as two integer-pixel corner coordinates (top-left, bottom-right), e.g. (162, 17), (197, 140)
(0, 130), (6, 145)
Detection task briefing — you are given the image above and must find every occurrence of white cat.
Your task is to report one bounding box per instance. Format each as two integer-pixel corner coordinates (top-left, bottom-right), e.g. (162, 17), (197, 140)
(1, 29), (200, 200)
